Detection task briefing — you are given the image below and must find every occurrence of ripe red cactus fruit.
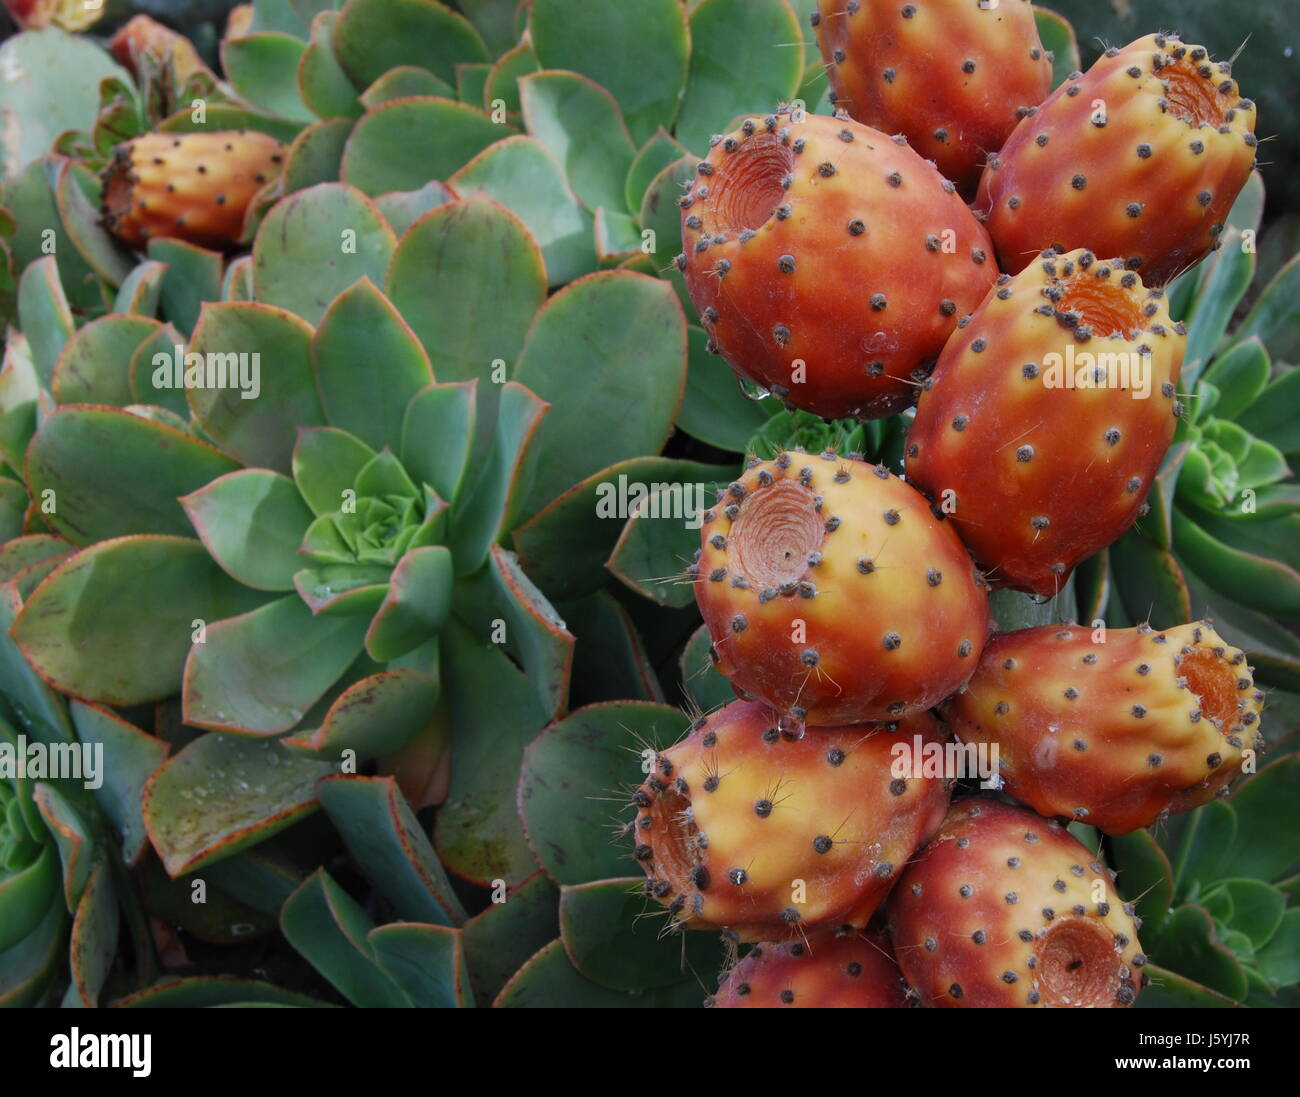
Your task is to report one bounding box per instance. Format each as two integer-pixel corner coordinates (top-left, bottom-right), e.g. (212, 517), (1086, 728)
(631, 699), (952, 942)
(904, 248), (1186, 598)
(888, 799), (1146, 1007)
(946, 622), (1265, 834)
(101, 130), (286, 252)
(677, 109), (998, 420)
(976, 33), (1257, 284)
(694, 453), (989, 724)
(812, 0), (1053, 193)
(711, 929), (909, 1008)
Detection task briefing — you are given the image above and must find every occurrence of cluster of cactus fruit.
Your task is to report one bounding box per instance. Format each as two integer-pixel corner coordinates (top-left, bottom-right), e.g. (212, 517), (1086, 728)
(0, 0), (1296, 1009)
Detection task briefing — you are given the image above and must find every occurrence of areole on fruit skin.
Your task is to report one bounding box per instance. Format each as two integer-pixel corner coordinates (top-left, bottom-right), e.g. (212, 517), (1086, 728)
(694, 452), (990, 725)
(977, 32), (1257, 284)
(631, 698), (952, 943)
(811, 0), (1054, 193)
(678, 107), (997, 420)
(946, 621), (1265, 835)
(888, 799), (1146, 1008)
(904, 247), (1186, 599)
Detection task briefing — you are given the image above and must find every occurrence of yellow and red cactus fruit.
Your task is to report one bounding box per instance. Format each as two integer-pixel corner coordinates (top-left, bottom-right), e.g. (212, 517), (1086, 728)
(904, 248), (1186, 598)
(888, 799), (1146, 1007)
(677, 109), (998, 420)
(694, 453), (989, 725)
(101, 131), (286, 252)
(712, 929), (909, 1008)
(976, 33), (1257, 283)
(108, 14), (212, 84)
(812, 0), (1053, 193)
(946, 622), (1265, 834)
(631, 699), (952, 943)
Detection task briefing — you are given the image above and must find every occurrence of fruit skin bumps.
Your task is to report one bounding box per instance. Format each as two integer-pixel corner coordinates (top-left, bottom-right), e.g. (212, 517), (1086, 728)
(678, 109), (998, 420)
(631, 699), (952, 942)
(101, 130), (286, 251)
(711, 930), (908, 1008)
(904, 248), (1186, 598)
(888, 800), (1146, 1007)
(812, 0), (1053, 192)
(946, 622), (1265, 834)
(694, 453), (990, 724)
(977, 33), (1257, 283)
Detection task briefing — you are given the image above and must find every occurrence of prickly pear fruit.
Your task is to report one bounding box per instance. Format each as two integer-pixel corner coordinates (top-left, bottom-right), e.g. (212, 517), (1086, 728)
(711, 929), (908, 1008)
(888, 799), (1145, 1007)
(678, 109), (998, 420)
(812, 0), (1053, 193)
(108, 14), (212, 84)
(695, 453), (989, 724)
(631, 699), (951, 942)
(976, 33), (1257, 283)
(101, 131), (286, 252)
(904, 248), (1185, 598)
(946, 622), (1265, 834)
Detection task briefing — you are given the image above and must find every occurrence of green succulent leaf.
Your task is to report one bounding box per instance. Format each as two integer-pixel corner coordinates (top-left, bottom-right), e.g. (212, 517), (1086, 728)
(11, 536), (260, 706)
(1200, 337), (1270, 421)
(1106, 530), (1191, 627)
(0, 893), (66, 1007)
(1153, 904), (1249, 1001)
(449, 136), (597, 287)
(1217, 879), (1285, 951)
(293, 426), (378, 517)
(252, 182), (397, 327)
(625, 129), (689, 216)
(113, 976), (330, 1008)
(1220, 757), (1300, 884)
(341, 98), (509, 196)
(3, 158), (101, 315)
(222, 33), (315, 122)
(180, 469), (316, 591)
(513, 271), (687, 522)
(332, 0), (489, 89)
(1255, 909), (1300, 991)
(372, 181), (456, 237)
(144, 733), (335, 877)
(433, 617), (547, 886)
(483, 40), (539, 122)
(679, 622), (734, 713)
(401, 381), (476, 504)
(317, 775), (467, 926)
(283, 667), (438, 757)
(52, 160), (133, 288)
(311, 277), (433, 449)
(1226, 254), (1300, 365)
(387, 196), (546, 389)
(559, 878), (721, 991)
(458, 0), (519, 55)
(16, 257), (74, 386)
(183, 594), (369, 736)
(280, 868), (412, 1007)
(457, 62), (491, 107)
(637, 155), (695, 268)
(69, 701), (168, 867)
(518, 701), (682, 885)
(297, 11), (363, 120)
(1181, 565), (1300, 691)
(462, 871), (560, 1005)
(359, 66), (455, 109)
(364, 546), (454, 661)
(561, 591), (664, 704)
(1173, 509), (1300, 619)
(1237, 367), (1300, 458)
(280, 118), (353, 194)
(678, 325), (780, 451)
(368, 923), (472, 1008)
(1033, 6), (1082, 91)
(128, 324), (190, 415)
(63, 860), (117, 1008)
(31, 781), (95, 911)
(675, 0), (804, 154)
(113, 260), (167, 317)
(519, 70), (636, 215)
(1181, 231), (1254, 389)
(187, 302), (325, 474)
(1136, 964), (1243, 1008)
(529, 0), (689, 146)
(1175, 799), (1238, 899)
(147, 238), (224, 338)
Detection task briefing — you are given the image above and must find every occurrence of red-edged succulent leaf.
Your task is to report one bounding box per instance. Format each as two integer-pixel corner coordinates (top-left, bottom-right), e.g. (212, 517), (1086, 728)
(143, 733), (335, 877)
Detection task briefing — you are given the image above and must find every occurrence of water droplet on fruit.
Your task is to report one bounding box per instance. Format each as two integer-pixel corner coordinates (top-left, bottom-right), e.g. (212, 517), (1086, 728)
(737, 376), (771, 402)
(778, 713), (806, 740)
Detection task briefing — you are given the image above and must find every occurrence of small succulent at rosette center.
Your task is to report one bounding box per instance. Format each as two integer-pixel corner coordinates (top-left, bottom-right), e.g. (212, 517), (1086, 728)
(695, 452), (990, 724)
(679, 108), (998, 420)
(905, 247), (1186, 598)
(101, 131), (287, 252)
(947, 621), (1265, 834)
(711, 929), (909, 1008)
(631, 698), (951, 942)
(107, 14), (214, 85)
(977, 33), (1257, 284)
(812, 0), (1053, 193)
(888, 799), (1146, 1007)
